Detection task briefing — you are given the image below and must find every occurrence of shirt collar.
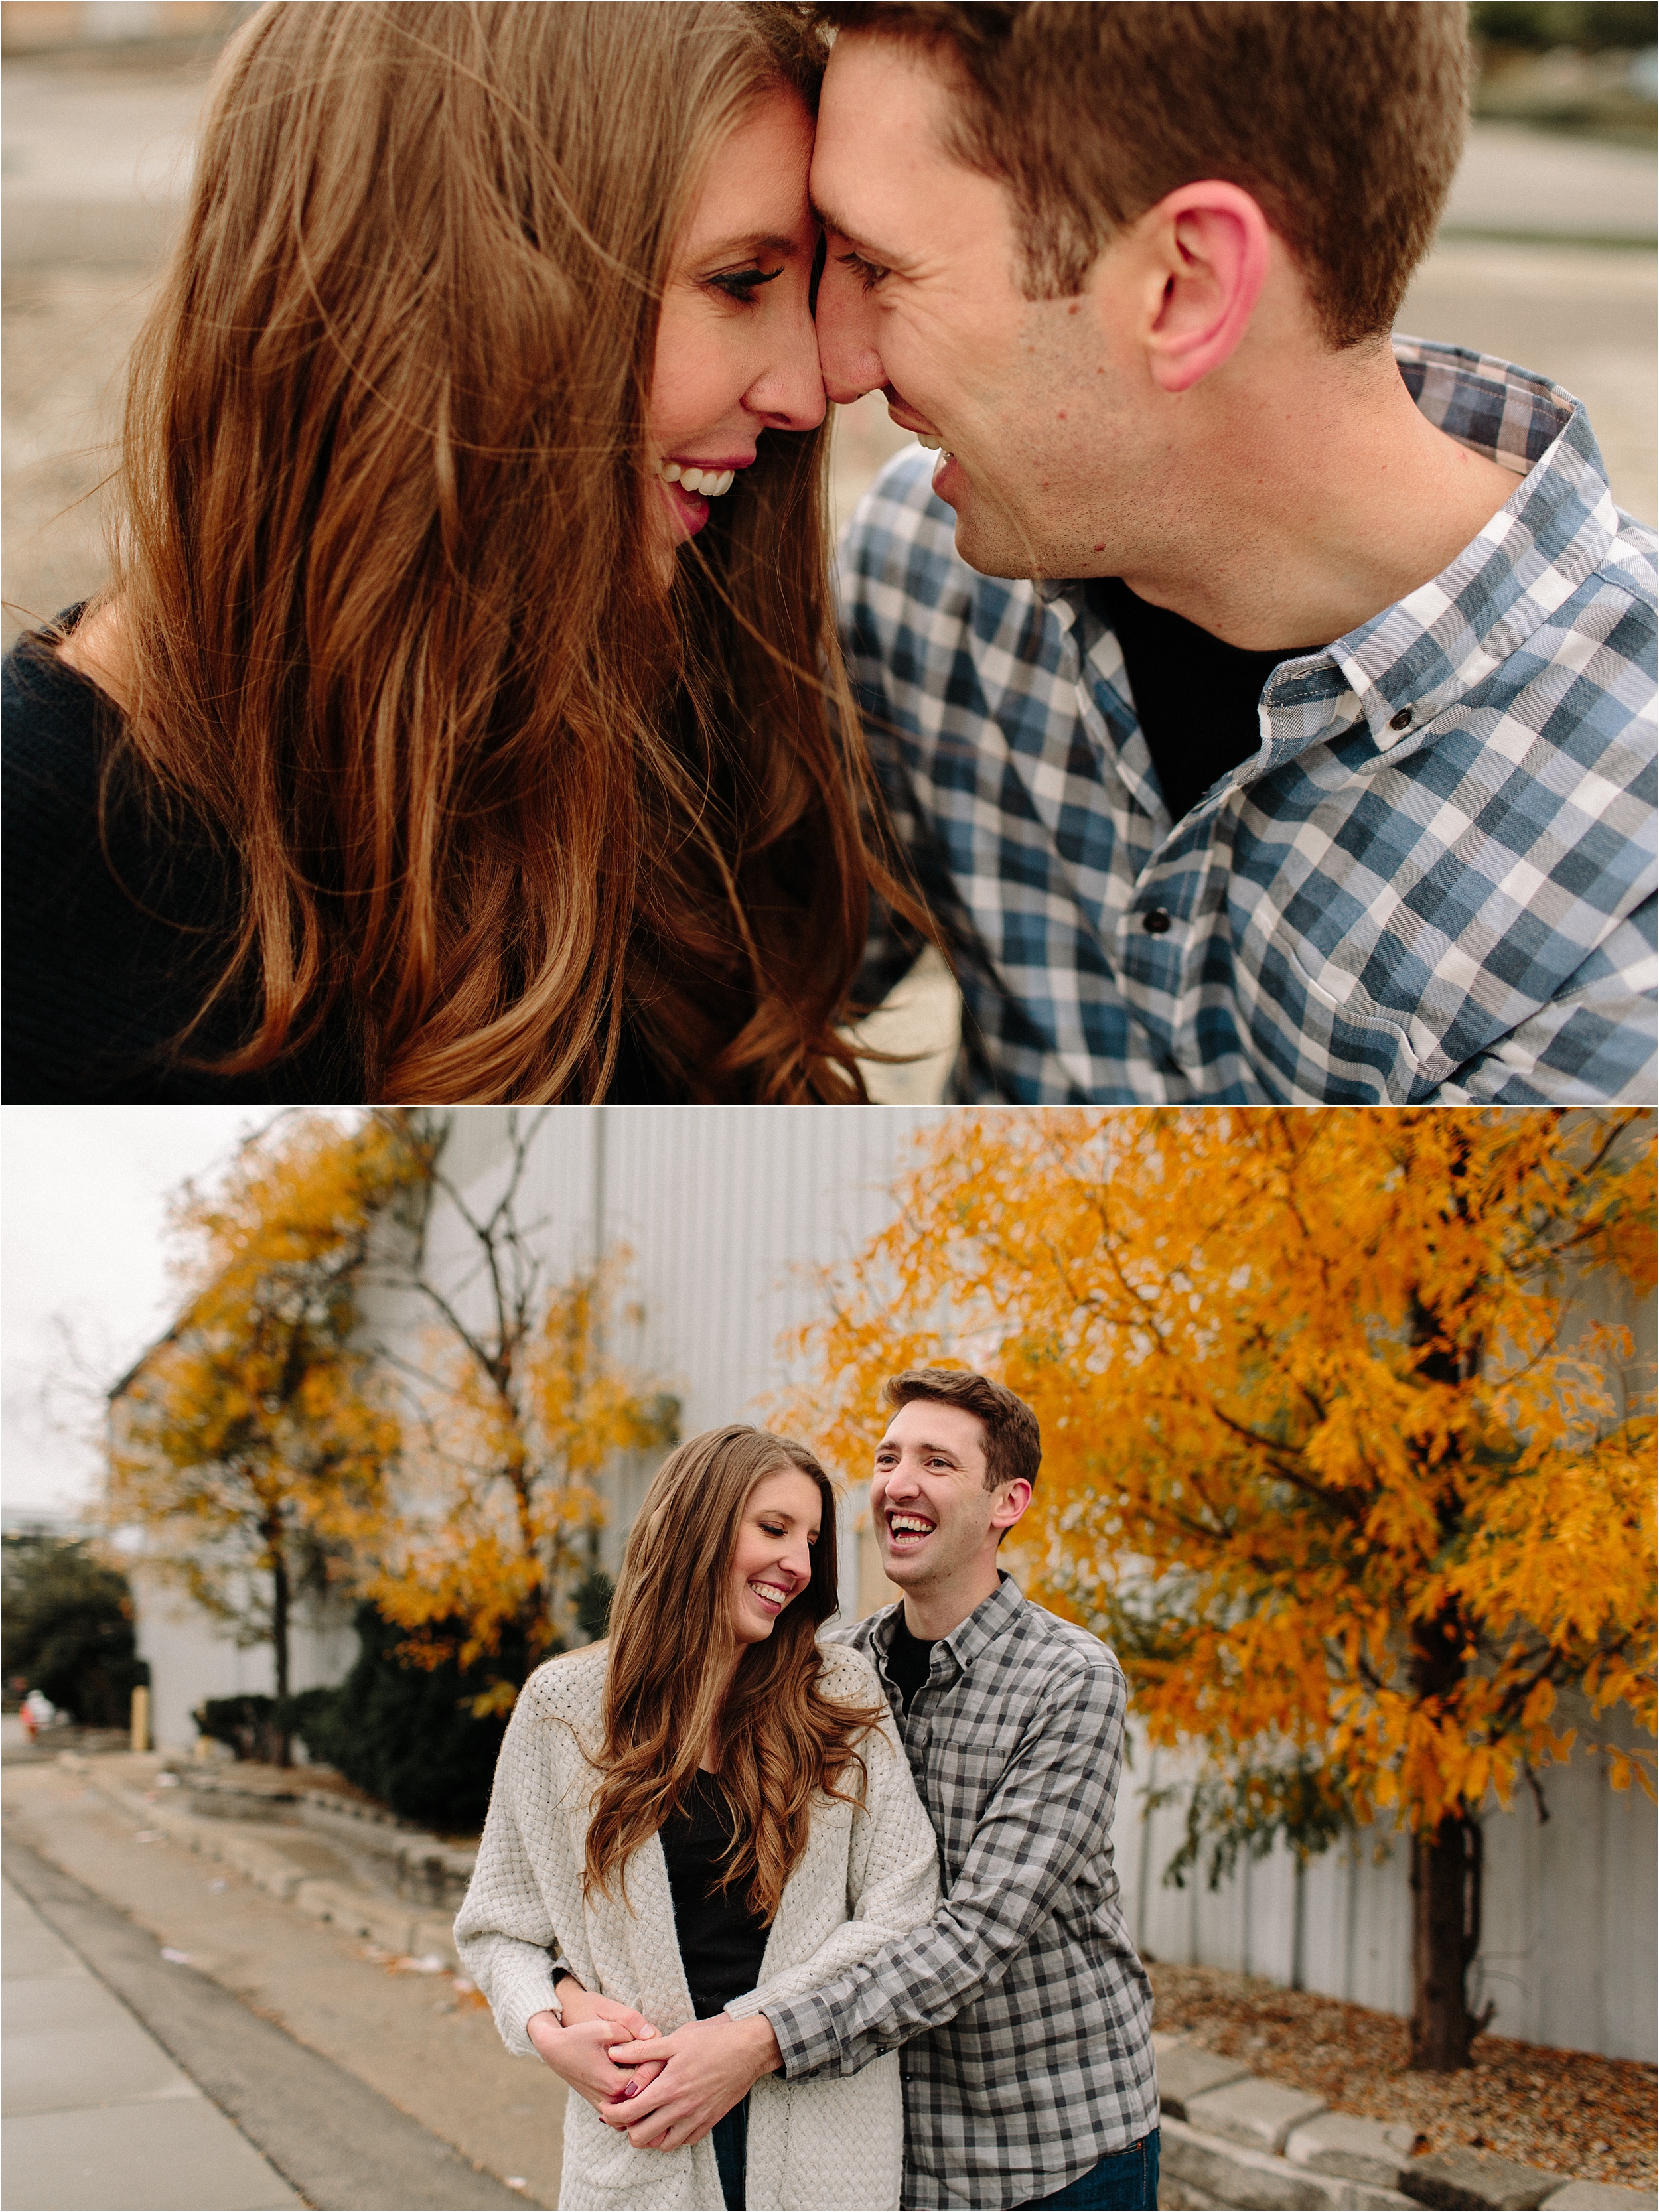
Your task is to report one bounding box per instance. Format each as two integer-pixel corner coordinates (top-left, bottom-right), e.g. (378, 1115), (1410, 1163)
(1040, 339), (1620, 760)
(869, 1570), (1026, 1673)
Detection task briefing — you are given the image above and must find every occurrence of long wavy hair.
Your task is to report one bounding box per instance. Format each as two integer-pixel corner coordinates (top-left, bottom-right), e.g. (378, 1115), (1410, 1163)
(98, 1), (901, 1101)
(583, 1426), (886, 1922)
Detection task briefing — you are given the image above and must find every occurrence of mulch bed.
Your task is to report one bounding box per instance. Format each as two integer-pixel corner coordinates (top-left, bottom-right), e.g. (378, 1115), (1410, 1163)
(1150, 1962), (1657, 2194)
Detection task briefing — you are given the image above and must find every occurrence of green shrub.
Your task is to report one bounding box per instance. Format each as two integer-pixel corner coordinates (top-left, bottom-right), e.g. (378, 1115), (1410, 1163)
(572, 1569), (614, 1643)
(1470, 2), (1658, 50)
(193, 1693), (283, 1762)
(291, 1604), (533, 1831)
(2, 1534), (149, 1726)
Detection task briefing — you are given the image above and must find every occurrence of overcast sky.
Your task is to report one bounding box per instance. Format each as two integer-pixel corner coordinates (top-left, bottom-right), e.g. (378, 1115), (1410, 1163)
(2, 1106), (287, 1520)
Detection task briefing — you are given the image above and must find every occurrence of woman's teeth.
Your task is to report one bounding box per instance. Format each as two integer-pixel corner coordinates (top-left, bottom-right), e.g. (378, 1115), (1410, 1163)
(659, 462), (736, 496)
(749, 1579), (787, 1610)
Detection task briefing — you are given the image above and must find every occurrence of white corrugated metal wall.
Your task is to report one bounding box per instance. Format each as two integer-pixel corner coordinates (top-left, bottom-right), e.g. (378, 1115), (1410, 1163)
(1120, 1684), (1656, 2061)
(403, 1105), (950, 1616)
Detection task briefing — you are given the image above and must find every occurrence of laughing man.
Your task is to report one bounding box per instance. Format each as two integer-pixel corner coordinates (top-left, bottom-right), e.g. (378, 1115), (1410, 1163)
(822, 3), (1654, 1105)
(603, 1369), (1159, 2211)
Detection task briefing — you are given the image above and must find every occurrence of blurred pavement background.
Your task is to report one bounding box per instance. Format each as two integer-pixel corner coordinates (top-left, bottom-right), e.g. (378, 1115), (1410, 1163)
(3, 3), (1655, 1103)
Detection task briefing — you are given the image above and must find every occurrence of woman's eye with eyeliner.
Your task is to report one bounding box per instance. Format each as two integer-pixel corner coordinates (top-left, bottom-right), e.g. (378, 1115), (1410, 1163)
(708, 267), (784, 302)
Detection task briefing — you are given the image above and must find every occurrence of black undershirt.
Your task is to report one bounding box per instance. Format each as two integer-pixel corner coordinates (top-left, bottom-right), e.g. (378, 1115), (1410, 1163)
(1090, 576), (1324, 829)
(659, 1770), (769, 2020)
(883, 1613), (936, 1713)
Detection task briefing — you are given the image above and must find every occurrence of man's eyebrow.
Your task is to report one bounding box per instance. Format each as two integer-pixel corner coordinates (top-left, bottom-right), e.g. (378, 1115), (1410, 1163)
(691, 230), (800, 262)
(811, 200), (907, 269)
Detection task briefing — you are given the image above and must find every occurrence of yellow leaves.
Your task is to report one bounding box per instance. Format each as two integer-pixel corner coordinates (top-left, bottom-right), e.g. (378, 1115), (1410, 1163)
(784, 1107), (1656, 1844)
(469, 1679), (520, 1721)
(374, 1255), (670, 1667)
(1522, 1679), (1556, 1730)
(106, 1114), (421, 1651)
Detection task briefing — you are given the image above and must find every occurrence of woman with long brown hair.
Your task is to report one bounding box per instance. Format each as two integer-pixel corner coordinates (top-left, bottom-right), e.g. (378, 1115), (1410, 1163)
(455, 1426), (938, 2210)
(4, 2), (908, 1103)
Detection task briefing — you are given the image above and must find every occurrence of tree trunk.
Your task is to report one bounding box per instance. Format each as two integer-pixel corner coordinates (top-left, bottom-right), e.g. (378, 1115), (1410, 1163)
(1408, 1602), (1490, 2069)
(1410, 1813), (1487, 2069)
(268, 1523), (291, 1768)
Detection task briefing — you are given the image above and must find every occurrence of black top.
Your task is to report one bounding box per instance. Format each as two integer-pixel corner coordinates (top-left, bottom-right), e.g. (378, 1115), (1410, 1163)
(1090, 576), (1323, 829)
(2, 620), (677, 1105)
(883, 1613), (936, 1713)
(659, 1770), (769, 2020)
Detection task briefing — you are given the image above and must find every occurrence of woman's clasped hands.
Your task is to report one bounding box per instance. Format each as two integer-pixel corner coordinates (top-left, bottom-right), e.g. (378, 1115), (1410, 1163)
(526, 1982), (667, 2115)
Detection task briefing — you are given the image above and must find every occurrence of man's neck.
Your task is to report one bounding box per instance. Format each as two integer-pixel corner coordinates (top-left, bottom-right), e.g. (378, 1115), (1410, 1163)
(1115, 341), (1521, 653)
(900, 1558), (1002, 1643)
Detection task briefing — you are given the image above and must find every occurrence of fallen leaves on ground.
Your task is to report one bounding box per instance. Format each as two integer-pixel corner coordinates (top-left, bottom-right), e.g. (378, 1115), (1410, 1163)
(1151, 1963), (1656, 2191)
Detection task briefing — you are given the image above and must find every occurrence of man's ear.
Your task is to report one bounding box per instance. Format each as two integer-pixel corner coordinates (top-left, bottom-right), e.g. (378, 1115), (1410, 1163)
(991, 1478), (1033, 1535)
(1137, 180), (1271, 395)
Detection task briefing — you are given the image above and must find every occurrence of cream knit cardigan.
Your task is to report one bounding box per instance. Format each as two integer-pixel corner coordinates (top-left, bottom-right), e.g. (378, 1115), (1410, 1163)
(455, 1641), (940, 2212)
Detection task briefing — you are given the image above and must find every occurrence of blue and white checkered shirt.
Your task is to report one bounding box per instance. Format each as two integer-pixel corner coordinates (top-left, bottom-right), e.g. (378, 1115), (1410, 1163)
(847, 339), (1656, 1103)
(763, 1578), (1157, 2210)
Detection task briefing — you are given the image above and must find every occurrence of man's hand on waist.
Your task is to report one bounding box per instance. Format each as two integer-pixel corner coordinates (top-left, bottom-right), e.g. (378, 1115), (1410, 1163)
(602, 2011), (781, 2152)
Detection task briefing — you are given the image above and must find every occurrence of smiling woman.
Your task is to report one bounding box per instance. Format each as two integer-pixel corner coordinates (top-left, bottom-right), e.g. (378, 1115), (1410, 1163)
(3, 2), (914, 1106)
(651, 93), (826, 563)
(454, 1424), (941, 2211)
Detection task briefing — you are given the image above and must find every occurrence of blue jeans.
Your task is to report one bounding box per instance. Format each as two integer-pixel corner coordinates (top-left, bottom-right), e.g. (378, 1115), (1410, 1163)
(711, 2093), (748, 2211)
(1017, 2130), (1160, 2211)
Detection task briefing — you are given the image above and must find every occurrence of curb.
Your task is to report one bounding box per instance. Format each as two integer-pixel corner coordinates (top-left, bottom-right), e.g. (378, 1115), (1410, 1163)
(181, 1764), (479, 1912)
(62, 1752), (461, 1964)
(1159, 2116), (1416, 2209)
(1153, 2033), (1653, 2212)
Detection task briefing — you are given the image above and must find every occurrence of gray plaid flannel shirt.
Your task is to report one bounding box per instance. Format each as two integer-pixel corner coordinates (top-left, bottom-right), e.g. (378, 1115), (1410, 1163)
(762, 1577), (1157, 2210)
(848, 338), (1656, 1104)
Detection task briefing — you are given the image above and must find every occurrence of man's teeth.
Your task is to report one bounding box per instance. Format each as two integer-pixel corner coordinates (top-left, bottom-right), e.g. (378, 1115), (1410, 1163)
(889, 1515), (936, 1540)
(658, 462), (736, 496)
(914, 437), (952, 456)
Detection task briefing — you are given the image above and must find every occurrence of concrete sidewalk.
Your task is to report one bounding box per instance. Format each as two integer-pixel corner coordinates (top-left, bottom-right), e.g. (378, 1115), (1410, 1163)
(3, 1755), (565, 2208)
(3, 1871), (301, 2211)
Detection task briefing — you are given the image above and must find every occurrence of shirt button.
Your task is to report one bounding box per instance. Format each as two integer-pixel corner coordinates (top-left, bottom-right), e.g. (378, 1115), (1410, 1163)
(1388, 706), (1413, 731)
(1141, 907), (1172, 935)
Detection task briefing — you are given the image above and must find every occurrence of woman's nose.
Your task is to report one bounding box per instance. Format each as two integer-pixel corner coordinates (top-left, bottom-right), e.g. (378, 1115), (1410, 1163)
(746, 300), (828, 433)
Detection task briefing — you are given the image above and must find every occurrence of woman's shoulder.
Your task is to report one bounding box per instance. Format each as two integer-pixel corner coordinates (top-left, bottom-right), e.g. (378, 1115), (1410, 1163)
(515, 1643), (610, 1728)
(3, 619), (228, 1101)
(814, 1637), (887, 1706)
(3, 620), (362, 1105)
(4, 622), (111, 820)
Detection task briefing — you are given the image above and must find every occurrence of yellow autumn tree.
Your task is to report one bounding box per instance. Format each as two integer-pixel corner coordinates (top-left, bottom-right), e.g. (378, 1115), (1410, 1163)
(366, 1110), (677, 1711)
(787, 1107), (1655, 2071)
(108, 1112), (425, 1760)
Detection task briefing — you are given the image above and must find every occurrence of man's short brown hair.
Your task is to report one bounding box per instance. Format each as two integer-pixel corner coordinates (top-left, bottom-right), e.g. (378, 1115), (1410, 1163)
(812, 2), (1471, 347)
(882, 1368), (1041, 1493)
